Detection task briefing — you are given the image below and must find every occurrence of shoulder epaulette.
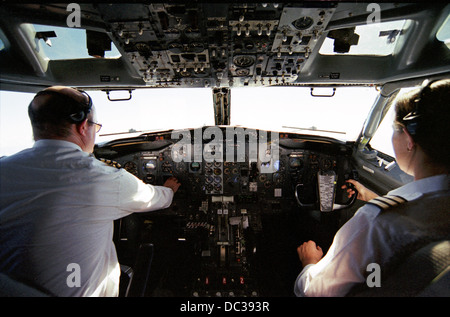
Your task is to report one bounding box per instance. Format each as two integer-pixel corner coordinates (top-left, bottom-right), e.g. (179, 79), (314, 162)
(366, 195), (407, 210)
(99, 158), (122, 169)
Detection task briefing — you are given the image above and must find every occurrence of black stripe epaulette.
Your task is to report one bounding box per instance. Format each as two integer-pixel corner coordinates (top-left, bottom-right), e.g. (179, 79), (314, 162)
(366, 195), (407, 210)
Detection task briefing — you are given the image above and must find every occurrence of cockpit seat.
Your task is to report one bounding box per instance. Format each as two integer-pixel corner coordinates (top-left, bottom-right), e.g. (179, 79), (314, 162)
(0, 243), (154, 297)
(348, 190), (450, 297)
(349, 240), (449, 296)
(120, 243), (154, 297)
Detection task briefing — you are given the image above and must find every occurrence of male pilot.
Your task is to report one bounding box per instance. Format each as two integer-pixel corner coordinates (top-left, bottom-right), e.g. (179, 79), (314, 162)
(0, 86), (180, 296)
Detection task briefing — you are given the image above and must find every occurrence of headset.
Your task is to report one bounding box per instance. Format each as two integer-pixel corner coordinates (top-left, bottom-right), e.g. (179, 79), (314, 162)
(402, 80), (434, 136)
(29, 89), (93, 124)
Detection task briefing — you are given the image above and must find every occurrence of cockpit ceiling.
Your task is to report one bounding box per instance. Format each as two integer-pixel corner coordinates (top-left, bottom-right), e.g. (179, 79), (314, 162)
(0, 2), (449, 92)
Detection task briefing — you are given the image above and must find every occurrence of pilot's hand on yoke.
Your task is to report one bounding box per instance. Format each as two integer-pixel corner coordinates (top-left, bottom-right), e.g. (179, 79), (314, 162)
(341, 179), (377, 202)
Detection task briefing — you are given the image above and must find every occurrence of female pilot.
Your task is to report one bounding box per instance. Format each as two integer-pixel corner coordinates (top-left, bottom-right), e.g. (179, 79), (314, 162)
(294, 79), (450, 297)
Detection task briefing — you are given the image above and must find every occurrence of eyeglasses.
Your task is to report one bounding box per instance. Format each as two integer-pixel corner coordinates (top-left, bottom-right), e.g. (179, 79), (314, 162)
(88, 120), (102, 133)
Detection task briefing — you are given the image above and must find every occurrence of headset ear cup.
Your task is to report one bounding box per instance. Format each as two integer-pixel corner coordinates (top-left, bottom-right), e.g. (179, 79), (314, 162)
(69, 111), (86, 123)
(405, 121), (417, 136)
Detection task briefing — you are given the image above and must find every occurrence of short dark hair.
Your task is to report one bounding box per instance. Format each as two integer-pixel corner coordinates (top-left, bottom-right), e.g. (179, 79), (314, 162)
(394, 79), (450, 168)
(28, 89), (92, 140)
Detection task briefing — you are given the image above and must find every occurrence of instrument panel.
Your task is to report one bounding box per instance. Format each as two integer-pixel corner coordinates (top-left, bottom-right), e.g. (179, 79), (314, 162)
(112, 136), (354, 205)
(95, 128), (356, 296)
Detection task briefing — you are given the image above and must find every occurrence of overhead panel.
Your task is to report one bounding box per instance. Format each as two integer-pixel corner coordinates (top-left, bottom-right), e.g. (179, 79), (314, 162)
(99, 3), (336, 88)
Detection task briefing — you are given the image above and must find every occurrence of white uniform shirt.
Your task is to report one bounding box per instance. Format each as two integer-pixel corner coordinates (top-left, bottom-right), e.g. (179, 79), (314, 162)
(0, 140), (174, 296)
(294, 174), (449, 297)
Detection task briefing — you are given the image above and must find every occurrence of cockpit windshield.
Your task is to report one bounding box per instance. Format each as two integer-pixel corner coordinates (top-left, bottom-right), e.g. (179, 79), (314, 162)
(93, 86), (378, 143)
(0, 86), (379, 156)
